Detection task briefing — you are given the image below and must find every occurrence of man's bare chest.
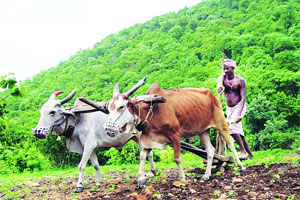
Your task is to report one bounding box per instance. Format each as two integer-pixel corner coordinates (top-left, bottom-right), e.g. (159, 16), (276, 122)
(224, 78), (240, 91)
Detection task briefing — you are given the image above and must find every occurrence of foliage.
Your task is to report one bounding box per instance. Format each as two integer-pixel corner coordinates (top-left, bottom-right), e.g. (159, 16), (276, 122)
(0, 142), (51, 174)
(104, 141), (140, 165)
(1, 0), (300, 171)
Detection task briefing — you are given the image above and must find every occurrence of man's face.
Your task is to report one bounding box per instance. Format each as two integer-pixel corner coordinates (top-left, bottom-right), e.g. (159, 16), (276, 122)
(224, 65), (234, 75)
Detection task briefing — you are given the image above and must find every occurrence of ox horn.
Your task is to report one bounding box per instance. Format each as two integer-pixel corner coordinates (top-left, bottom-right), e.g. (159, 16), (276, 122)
(60, 89), (77, 105)
(124, 77), (146, 98)
(49, 91), (64, 100)
(113, 83), (120, 98)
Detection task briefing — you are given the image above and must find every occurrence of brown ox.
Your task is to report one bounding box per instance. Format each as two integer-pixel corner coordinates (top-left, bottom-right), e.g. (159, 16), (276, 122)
(103, 77), (245, 186)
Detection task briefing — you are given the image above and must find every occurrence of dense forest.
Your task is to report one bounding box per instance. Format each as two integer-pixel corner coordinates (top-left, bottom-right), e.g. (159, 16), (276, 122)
(0, 0), (299, 174)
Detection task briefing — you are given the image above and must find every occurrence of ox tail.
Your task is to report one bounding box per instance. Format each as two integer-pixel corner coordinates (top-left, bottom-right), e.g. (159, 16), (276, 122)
(216, 132), (227, 156)
(210, 90), (228, 155)
(211, 92), (245, 168)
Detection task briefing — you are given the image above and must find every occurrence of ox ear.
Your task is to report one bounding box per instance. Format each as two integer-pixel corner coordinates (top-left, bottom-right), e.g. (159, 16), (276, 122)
(49, 91), (64, 100)
(113, 83), (120, 97)
(124, 77), (146, 98)
(60, 89), (77, 105)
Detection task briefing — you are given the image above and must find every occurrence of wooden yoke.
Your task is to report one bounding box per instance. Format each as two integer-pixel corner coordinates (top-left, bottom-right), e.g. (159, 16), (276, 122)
(78, 97), (109, 114)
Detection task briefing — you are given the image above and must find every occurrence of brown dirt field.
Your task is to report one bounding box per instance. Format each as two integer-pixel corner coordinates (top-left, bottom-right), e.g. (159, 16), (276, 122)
(2, 163), (299, 200)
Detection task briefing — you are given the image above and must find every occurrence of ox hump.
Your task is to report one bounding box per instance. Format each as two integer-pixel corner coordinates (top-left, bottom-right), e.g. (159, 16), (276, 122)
(146, 83), (161, 94)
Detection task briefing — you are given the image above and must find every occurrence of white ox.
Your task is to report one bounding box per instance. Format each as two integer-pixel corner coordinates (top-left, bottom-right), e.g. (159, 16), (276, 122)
(33, 89), (157, 193)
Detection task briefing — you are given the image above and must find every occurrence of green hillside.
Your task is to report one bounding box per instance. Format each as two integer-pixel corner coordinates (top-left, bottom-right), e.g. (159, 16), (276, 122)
(1, 0), (299, 173)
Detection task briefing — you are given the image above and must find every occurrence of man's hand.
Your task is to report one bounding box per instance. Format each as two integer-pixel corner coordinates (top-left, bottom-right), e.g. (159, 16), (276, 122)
(218, 86), (224, 94)
(235, 116), (242, 123)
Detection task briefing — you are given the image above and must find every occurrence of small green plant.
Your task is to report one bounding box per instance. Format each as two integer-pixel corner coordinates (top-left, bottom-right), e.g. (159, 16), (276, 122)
(60, 180), (67, 185)
(123, 175), (132, 183)
(91, 185), (100, 190)
(83, 180), (89, 186)
(213, 189), (221, 195)
(106, 183), (116, 192)
(153, 193), (162, 199)
(287, 194), (296, 200)
(148, 177), (160, 184)
(228, 190), (237, 197)
(139, 184), (146, 189)
(272, 174), (280, 181)
(216, 171), (222, 176)
(233, 167), (240, 176)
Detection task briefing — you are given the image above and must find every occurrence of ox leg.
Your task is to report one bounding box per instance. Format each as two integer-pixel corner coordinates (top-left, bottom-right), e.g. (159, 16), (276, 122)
(90, 151), (102, 187)
(148, 150), (157, 175)
(138, 148), (150, 187)
(172, 136), (185, 181)
(75, 145), (95, 193)
(137, 137), (157, 175)
(199, 131), (215, 180)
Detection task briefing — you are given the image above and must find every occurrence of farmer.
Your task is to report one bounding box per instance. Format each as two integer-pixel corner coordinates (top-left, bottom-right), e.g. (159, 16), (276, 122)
(217, 59), (253, 159)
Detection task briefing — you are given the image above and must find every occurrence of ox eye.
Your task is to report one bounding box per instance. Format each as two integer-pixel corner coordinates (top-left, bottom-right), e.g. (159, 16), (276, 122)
(49, 111), (55, 115)
(119, 106), (125, 110)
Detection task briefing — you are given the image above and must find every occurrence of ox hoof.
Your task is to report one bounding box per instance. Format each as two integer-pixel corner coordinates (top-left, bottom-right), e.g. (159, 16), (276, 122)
(95, 183), (101, 188)
(201, 175), (211, 181)
(74, 186), (84, 193)
(138, 178), (147, 188)
(151, 169), (158, 176)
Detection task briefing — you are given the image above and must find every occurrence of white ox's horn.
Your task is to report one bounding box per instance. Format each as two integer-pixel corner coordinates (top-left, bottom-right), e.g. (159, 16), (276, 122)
(124, 77), (146, 98)
(60, 89), (77, 105)
(49, 91), (64, 100)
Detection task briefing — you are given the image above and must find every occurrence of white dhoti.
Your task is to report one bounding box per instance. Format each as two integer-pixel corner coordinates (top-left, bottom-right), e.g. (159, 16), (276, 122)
(226, 102), (246, 136)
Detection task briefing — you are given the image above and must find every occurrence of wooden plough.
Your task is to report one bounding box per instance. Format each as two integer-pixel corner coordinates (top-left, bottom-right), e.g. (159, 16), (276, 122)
(180, 141), (234, 165)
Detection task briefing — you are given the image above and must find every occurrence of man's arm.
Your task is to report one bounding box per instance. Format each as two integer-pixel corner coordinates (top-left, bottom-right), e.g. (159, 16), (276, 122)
(217, 75), (224, 94)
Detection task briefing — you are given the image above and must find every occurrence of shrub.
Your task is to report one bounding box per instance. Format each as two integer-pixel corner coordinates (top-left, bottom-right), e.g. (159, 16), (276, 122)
(0, 142), (52, 174)
(104, 140), (140, 165)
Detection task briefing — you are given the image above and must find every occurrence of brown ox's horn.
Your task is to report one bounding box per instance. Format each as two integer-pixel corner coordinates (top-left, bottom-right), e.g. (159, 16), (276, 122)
(132, 94), (166, 104)
(60, 89), (76, 105)
(147, 96), (166, 104)
(79, 97), (109, 114)
(113, 83), (120, 98)
(124, 77), (146, 98)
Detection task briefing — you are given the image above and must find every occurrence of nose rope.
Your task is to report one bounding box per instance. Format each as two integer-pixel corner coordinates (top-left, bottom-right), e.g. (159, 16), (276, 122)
(49, 115), (66, 133)
(133, 99), (154, 131)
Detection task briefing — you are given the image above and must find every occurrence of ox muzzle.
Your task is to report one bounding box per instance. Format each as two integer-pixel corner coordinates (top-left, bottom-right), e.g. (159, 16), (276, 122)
(33, 127), (50, 139)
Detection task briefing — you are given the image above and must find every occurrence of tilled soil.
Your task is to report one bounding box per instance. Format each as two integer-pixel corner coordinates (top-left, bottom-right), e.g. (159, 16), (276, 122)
(2, 163), (299, 200)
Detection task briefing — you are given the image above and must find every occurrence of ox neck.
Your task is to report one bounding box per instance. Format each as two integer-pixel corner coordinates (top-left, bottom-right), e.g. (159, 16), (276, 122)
(59, 114), (77, 138)
(134, 103), (154, 131)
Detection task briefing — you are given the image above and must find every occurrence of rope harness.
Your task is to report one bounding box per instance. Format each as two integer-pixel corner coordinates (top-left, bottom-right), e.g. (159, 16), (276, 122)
(53, 110), (79, 140)
(134, 100), (154, 131)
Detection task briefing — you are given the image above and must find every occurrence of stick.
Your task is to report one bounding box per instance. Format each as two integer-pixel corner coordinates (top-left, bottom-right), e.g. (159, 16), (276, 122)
(78, 97), (109, 114)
